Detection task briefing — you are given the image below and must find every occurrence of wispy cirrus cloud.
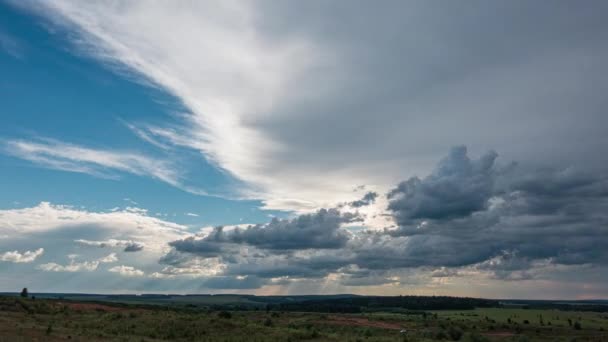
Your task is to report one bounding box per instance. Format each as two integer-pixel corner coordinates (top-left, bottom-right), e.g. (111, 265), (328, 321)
(3, 137), (179, 183)
(1, 137), (217, 196)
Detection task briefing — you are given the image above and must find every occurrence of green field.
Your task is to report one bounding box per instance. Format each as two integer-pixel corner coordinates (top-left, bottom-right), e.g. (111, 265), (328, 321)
(1, 296), (608, 341)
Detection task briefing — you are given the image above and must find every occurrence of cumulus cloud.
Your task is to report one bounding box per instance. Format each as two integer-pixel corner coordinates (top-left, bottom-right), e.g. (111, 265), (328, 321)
(387, 146), (498, 225)
(171, 209), (360, 253)
(0, 202), (186, 285)
(0, 202), (186, 249)
(75, 239), (145, 252)
(348, 192), (378, 208)
(39, 260), (99, 272)
(108, 265), (144, 277)
(98, 253), (118, 263)
(0, 248), (44, 263)
(38, 253), (118, 273)
(384, 147), (608, 278)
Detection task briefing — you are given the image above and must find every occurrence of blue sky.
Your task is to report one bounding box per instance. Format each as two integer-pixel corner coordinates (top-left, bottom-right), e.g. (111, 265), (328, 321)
(0, 2), (282, 227)
(1, 1), (608, 298)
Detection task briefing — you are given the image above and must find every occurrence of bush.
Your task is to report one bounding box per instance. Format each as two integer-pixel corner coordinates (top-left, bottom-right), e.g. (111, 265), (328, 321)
(218, 311), (232, 319)
(264, 318), (273, 327)
(448, 326), (463, 340)
(435, 330), (448, 340)
(573, 321), (582, 330)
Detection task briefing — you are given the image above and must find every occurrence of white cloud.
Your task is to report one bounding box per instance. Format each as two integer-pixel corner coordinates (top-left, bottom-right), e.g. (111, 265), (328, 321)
(0, 202), (186, 252)
(3, 138), (186, 190)
(109, 265), (144, 277)
(185, 213), (199, 217)
(17, 1), (359, 211)
(39, 253), (117, 272)
(0, 248), (44, 263)
(98, 253), (118, 263)
(39, 260), (99, 272)
(75, 239), (145, 252)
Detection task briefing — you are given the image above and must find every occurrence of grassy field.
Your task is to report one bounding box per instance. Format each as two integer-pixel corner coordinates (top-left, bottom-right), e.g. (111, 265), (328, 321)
(1, 296), (607, 341)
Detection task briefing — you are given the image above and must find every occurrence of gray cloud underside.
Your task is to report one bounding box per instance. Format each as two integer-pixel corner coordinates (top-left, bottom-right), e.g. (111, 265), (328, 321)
(170, 209), (361, 253)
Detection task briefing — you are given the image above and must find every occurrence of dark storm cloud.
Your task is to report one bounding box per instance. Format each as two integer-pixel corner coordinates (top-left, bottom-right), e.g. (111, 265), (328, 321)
(170, 209), (360, 253)
(387, 146), (498, 224)
(349, 191), (378, 208)
(383, 147), (608, 277)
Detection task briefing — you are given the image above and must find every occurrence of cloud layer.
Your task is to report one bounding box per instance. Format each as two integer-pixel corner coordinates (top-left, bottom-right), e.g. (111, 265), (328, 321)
(17, 1), (608, 213)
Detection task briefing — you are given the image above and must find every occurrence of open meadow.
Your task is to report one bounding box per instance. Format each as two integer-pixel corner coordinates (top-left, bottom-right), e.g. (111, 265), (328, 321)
(1, 296), (607, 341)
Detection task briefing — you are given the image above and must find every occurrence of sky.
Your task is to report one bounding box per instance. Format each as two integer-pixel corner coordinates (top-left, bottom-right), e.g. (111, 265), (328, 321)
(1, 1), (608, 299)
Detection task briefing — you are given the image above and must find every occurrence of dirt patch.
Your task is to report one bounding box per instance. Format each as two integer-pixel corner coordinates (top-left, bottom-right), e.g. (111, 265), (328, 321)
(321, 315), (403, 330)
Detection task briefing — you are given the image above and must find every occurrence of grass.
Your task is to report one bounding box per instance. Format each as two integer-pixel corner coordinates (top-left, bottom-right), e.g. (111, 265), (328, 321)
(1, 296), (607, 341)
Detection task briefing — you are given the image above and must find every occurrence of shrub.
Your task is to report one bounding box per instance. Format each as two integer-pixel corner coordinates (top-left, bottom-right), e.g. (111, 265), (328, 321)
(573, 321), (582, 330)
(435, 330), (448, 340)
(218, 311), (232, 319)
(264, 318), (273, 327)
(448, 326), (463, 340)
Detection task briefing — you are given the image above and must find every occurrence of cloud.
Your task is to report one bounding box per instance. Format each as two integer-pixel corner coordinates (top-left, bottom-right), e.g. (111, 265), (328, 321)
(348, 192), (378, 208)
(98, 253), (118, 263)
(108, 265), (144, 277)
(2, 138), (186, 190)
(159, 146), (608, 287)
(387, 146), (498, 225)
(0, 202), (187, 282)
(430, 267), (460, 278)
(0, 248), (44, 263)
(19, 0), (608, 215)
(75, 239), (145, 252)
(39, 260), (99, 272)
(383, 147), (608, 277)
(0, 28), (24, 59)
(0, 202), (185, 245)
(39, 253), (118, 272)
(185, 213), (199, 217)
(170, 209), (360, 254)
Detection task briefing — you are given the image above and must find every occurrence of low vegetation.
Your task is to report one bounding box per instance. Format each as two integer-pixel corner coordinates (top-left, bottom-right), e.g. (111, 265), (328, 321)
(1, 295), (607, 341)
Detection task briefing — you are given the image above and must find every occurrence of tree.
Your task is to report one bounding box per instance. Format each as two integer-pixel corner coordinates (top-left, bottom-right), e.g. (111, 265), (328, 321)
(20, 288), (28, 298)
